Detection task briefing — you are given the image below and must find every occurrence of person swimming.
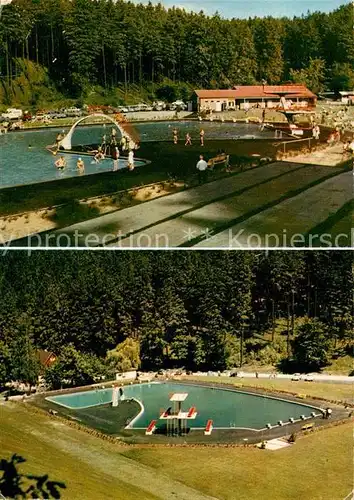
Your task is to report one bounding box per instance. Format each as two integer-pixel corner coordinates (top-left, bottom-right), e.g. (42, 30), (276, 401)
(94, 150), (105, 163)
(76, 157), (85, 172)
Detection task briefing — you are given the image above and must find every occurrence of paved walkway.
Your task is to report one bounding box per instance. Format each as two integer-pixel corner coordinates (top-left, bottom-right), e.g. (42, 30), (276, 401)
(51, 162), (303, 246)
(196, 171), (352, 248)
(284, 144), (351, 166)
(116, 165), (344, 248)
(263, 438), (291, 451)
(45, 162), (347, 248)
(205, 372), (354, 383)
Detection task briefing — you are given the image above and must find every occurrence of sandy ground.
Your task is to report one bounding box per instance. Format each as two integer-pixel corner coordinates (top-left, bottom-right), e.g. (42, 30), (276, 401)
(280, 143), (354, 166)
(0, 181), (185, 243)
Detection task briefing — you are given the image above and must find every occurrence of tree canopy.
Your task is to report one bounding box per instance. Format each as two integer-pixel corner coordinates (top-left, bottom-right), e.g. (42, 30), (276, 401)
(0, 251), (352, 387)
(0, 1), (352, 104)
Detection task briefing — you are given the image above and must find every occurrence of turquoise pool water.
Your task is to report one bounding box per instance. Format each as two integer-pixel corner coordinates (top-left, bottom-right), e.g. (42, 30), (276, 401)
(46, 382), (319, 430)
(0, 121), (274, 188)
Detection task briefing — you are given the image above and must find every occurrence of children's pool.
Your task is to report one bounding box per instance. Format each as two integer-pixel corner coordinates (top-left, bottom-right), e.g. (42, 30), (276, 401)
(0, 121), (275, 188)
(46, 382), (320, 430)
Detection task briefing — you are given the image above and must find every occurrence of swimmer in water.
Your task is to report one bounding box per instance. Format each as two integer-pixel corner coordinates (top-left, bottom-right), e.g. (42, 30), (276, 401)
(55, 156), (67, 169)
(77, 157), (85, 172)
(94, 150), (105, 163)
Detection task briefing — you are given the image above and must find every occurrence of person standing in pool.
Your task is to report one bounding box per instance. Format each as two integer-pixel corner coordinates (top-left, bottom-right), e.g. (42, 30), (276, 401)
(77, 157), (85, 172)
(200, 129), (205, 146)
(185, 132), (192, 146)
(128, 149), (135, 171)
(121, 135), (127, 151)
(55, 156), (67, 169)
(173, 128), (178, 144)
(112, 146), (120, 171)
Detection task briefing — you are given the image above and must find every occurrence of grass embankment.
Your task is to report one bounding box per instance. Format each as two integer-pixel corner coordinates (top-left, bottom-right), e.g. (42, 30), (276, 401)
(0, 139), (277, 217)
(124, 422), (353, 500)
(0, 403), (157, 500)
(185, 376), (354, 404)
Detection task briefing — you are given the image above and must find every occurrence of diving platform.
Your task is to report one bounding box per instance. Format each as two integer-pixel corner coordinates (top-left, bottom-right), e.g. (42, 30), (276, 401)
(145, 392), (200, 436)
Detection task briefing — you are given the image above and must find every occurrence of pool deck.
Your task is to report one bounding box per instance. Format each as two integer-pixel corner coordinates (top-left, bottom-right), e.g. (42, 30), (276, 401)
(14, 159), (351, 248)
(282, 144), (352, 167)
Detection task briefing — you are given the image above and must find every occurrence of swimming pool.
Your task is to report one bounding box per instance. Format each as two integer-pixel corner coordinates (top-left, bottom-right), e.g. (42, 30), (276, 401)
(0, 121), (275, 188)
(46, 382), (320, 430)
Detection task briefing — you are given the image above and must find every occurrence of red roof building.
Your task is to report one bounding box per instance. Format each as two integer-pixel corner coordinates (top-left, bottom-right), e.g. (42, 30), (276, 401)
(195, 85), (317, 112)
(36, 350), (57, 369)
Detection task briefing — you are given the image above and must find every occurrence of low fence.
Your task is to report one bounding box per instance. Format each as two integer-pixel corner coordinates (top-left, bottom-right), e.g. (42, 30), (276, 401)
(276, 136), (317, 154)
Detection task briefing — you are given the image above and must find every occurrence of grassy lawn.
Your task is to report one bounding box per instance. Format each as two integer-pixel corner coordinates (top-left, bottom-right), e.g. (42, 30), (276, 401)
(124, 422), (353, 500)
(0, 403), (158, 500)
(185, 376), (354, 403)
(1, 399), (352, 500)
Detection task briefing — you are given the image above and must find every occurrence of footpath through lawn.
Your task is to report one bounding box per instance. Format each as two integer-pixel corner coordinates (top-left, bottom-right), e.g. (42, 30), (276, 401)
(0, 402), (216, 500)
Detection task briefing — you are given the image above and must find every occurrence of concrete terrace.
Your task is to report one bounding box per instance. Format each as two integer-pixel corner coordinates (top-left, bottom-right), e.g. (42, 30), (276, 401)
(15, 158), (352, 249)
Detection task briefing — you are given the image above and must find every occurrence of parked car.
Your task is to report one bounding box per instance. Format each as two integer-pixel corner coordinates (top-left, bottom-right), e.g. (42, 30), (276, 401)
(1, 108), (23, 120)
(22, 112), (32, 121)
(117, 106), (129, 113)
(153, 101), (166, 111)
(136, 103), (153, 112)
(303, 373), (315, 382)
(64, 107), (82, 117)
(291, 373), (302, 381)
(34, 112), (51, 122)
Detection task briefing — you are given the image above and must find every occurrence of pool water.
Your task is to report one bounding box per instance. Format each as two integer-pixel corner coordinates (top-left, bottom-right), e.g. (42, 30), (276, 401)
(46, 382), (319, 430)
(0, 121), (275, 189)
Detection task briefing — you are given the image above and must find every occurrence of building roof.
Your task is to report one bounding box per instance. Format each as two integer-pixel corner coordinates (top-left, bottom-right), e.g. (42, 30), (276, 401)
(36, 350), (56, 367)
(195, 85), (316, 100)
(195, 89), (240, 99)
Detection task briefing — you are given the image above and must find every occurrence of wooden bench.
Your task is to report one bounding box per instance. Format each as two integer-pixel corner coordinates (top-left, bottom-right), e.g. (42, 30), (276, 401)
(204, 419), (213, 436)
(207, 154), (230, 169)
(145, 419), (157, 435)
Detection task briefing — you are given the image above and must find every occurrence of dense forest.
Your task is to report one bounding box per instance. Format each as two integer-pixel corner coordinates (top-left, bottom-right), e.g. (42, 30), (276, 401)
(0, 251), (352, 388)
(0, 1), (353, 105)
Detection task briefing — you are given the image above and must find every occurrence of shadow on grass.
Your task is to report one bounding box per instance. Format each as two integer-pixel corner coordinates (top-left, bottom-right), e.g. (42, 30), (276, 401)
(0, 454), (66, 499)
(47, 200), (101, 227)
